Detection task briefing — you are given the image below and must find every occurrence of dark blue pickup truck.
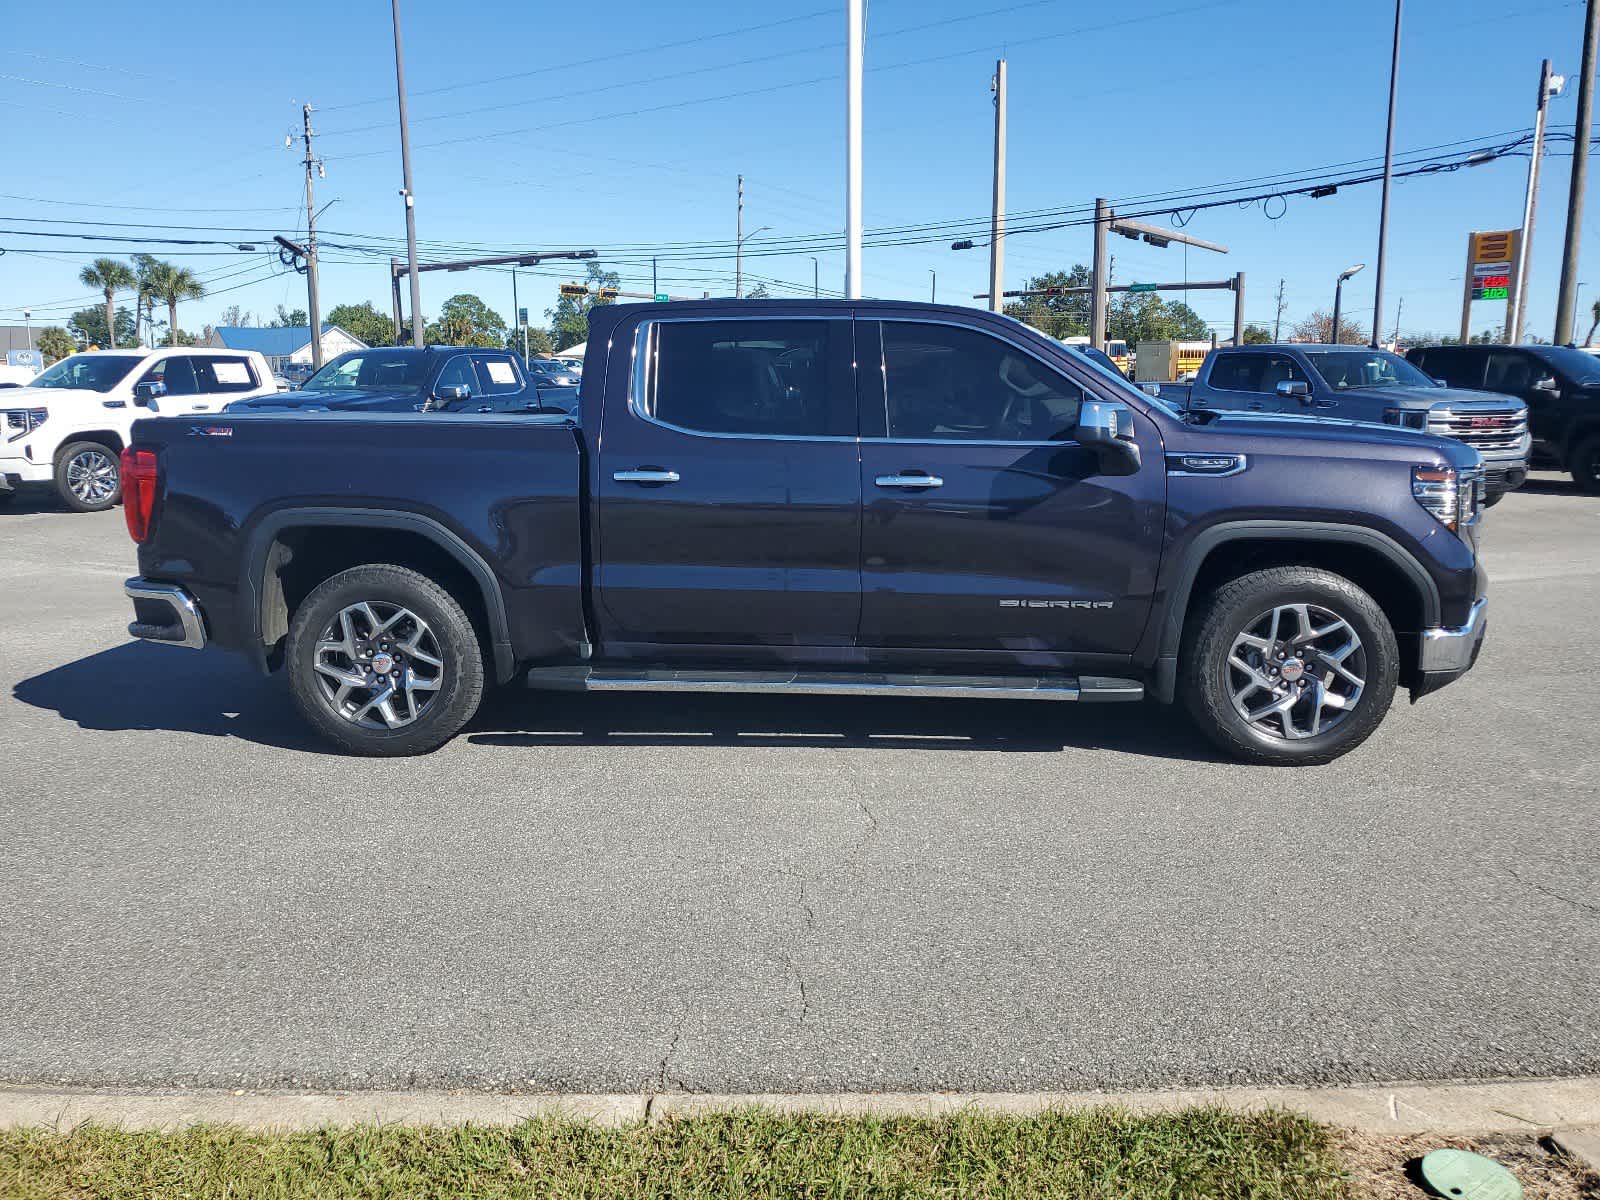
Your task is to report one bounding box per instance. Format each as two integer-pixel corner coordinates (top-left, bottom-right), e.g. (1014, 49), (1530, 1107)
(1164, 343), (1529, 503)
(227, 345), (578, 416)
(120, 300), (1489, 765)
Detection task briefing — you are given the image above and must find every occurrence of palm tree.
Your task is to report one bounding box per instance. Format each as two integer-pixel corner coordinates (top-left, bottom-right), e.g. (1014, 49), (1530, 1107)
(78, 257), (136, 349)
(1587, 297), (1600, 347)
(132, 254), (160, 348)
(142, 260), (207, 346)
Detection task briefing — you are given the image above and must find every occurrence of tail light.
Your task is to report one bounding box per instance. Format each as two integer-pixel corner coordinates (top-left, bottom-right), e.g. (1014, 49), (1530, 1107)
(121, 447), (159, 543)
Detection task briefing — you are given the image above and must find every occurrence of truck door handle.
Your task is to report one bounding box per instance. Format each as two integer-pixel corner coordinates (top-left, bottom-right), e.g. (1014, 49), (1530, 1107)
(875, 472), (944, 489)
(613, 468), (681, 485)
(1246, 402), (1266, 411)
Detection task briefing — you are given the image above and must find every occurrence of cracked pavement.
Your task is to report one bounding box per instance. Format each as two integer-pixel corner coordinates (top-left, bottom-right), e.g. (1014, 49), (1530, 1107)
(0, 476), (1596, 1093)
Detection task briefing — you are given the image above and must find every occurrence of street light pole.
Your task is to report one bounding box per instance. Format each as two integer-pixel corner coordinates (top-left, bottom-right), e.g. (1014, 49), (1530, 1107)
(390, 0), (425, 348)
(735, 174), (744, 299)
(22, 309), (31, 352)
(1513, 59), (1562, 343)
(1370, 0), (1402, 348)
(1332, 262), (1366, 344)
(930, 269), (937, 303)
(811, 257), (819, 298)
(845, 0), (863, 298)
(1556, 0), (1600, 345)
(988, 58), (1007, 314)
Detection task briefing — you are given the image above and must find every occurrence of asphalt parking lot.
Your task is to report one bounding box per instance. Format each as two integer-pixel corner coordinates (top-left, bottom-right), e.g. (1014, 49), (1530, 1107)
(1, 477), (1596, 1095)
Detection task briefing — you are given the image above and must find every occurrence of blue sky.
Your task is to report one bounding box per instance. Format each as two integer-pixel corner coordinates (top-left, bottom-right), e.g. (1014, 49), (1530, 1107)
(0, 0), (1593, 342)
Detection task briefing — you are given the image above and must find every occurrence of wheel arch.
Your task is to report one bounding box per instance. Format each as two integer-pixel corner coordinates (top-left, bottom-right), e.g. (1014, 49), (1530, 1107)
(54, 430), (126, 461)
(1148, 521), (1440, 703)
(243, 508), (516, 684)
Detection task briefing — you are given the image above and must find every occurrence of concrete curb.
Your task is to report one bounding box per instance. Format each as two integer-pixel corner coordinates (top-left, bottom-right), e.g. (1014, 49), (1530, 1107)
(2, 1077), (1597, 1135)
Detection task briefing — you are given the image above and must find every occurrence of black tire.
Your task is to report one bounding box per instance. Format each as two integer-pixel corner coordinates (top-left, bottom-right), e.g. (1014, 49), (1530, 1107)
(1180, 566), (1400, 766)
(1482, 490), (1505, 508)
(54, 440), (122, 512)
(1571, 433), (1600, 494)
(286, 563), (485, 757)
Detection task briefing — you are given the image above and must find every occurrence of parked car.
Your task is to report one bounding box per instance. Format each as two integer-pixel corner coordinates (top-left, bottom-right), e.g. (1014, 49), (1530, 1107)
(122, 300), (1488, 765)
(1406, 342), (1600, 492)
(0, 347), (276, 511)
(525, 357), (581, 387)
(1167, 343), (1529, 504)
(225, 346), (547, 415)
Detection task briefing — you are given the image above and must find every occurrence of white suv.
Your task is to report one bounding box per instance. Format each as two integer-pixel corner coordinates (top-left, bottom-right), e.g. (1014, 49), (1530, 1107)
(0, 347), (275, 511)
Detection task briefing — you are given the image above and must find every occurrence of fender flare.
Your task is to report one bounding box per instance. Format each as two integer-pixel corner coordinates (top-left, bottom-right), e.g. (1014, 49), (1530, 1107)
(1147, 520), (1441, 703)
(242, 507), (516, 683)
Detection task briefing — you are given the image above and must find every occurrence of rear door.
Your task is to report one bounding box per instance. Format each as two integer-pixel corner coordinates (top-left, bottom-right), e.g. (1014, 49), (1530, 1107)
(854, 318), (1164, 664)
(1188, 351), (1295, 413)
(595, 315), (862, 654)
(188, 353), (268, 412)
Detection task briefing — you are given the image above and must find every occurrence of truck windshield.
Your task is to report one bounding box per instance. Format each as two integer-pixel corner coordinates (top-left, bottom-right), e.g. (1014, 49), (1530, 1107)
(304, 351), (430, 393)
(1300, 349), (1434, 390)
(26, 354), (144, 393)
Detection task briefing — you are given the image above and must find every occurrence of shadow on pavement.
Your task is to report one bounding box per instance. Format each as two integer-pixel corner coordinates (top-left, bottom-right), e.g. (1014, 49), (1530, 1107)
(468, 688), (1219, 761)
(0, 490), (69, 515)
(1515, 476), (1582, 497)
(12, 641), (329, 753)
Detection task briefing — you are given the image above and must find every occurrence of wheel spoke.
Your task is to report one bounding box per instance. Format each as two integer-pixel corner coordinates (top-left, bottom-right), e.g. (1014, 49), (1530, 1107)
(313, 600), (446, 730)
(1228, 599), (1366, 743)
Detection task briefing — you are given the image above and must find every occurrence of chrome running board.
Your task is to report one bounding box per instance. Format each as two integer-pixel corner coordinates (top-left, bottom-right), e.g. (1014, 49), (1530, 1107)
(524, 667), (1144, 703)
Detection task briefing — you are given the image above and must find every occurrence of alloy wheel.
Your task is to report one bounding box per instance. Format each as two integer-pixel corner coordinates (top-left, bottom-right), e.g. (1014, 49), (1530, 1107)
(1226, 602), (1366, 740)
(312, 601), (445, 729)
(66, 449), (118, 505)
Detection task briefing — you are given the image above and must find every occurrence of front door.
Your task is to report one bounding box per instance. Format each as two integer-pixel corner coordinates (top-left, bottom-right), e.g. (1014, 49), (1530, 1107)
(596, 315), (862, 653)
(855, 319), (1163, 665)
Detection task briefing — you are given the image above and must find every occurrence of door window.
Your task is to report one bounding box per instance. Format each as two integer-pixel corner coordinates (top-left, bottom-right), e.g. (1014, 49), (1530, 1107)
(1423, 349), (1486, 389)
(878, 322), (1082, 441)
(1484, 351), (1538, 393)
(138, 357), (199, 396)
(472, 356), (523, 395)
(191, 355), (260, 393)
(639, 319), (850, 437)
(1208, 353), (1306, 393)
(434, 356), (477, 398)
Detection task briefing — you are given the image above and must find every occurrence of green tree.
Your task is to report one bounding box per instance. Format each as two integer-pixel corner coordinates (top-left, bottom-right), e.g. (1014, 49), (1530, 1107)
(510, 326), (556, 358)
(326, 301), (395, 347)
(1289, 309), (1367, 344)
(426, 293), (507, 347)
(67, 305), (136, 350)
(78, 257), (136, 349)
(747, 282), (771, 299)
(140, 259), (206, 347)
(1586, 298), (1600, 346)
(1003, 266), (1091, 339)
(271, 305), (308, 328)
(1242, 324), (1274, 344)
(547, 262), (622, 350)
(1108, 294), (1210, 345)
(35, 327), (75, 364)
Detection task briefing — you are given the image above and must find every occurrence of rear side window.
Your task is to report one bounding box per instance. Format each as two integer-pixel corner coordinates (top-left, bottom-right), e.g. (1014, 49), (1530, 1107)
(191, 355), (260, 393)
(639, 319), (851, 437)
(1417, 349), (1485, 389)
(1208, 353), (1306, 393)
(473, 356), (523, 396)
(878, 322), (1083, 441)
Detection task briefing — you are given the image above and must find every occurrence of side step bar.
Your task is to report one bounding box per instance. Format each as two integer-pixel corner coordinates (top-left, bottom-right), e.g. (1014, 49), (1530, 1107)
(524, 667), (1144, 703)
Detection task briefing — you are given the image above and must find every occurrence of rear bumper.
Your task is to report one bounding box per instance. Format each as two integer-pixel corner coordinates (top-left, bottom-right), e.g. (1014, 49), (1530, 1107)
(1412, 596), (1487, 700)
(124, 578), (208, 650)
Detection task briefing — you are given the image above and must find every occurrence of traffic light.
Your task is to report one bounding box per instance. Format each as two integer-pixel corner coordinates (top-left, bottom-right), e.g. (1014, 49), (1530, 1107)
(558, 283), (589, 298)
(597, 287), (619, 301)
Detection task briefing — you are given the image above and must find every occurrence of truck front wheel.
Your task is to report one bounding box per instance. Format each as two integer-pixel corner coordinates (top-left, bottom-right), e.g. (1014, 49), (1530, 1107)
(285, 563), (486, 757)
(55, 440), (122, 512)
(1571, 433), (1600, 493)
(1180, 566), (1399, 766)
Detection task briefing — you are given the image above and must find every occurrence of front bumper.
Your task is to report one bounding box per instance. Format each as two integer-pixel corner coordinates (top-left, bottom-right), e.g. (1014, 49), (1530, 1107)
(125, 578), (208, 650)
(1412, 596), (1487, 700)
(0, 455), (51, 487)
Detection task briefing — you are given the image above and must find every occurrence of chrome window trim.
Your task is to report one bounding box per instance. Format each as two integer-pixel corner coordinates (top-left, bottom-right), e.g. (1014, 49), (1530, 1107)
(869, 315), (1090, 448)
(628, 316), (859, 444)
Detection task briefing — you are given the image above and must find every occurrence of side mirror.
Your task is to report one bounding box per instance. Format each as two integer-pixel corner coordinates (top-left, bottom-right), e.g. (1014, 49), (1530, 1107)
(1433, 377), (1448, 388)
(427, 383), (471, 410)
(1534, 376), (1559, 392)
(132, 381), (166, 407)
(1138, 381), (1161, 397)
(1075, 400), (1141, 469)
(1275, 379), (1311, 401)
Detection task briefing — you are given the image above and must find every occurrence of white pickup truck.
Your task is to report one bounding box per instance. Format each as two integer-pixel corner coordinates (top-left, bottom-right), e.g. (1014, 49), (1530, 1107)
(0, 347), (276, 511)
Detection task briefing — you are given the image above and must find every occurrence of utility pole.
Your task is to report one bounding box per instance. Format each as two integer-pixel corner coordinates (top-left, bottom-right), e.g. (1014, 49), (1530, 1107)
(1370, 0), (1402, 348)
(1091, 198), (1109, 348)
(300, 103), (325, 370)
(511, 267), (522, 359)
(735, 175), (744, 299)
(1513, 59), (1562, 343)
(988, 58), (1007, 314)
(391, 0), (425, 347)
(1556, 0), (1600, 344)
(389, 257), (404, 342)
(1392, 296), (1404, 347)
(845, 0), (863, 298)
(22, 309), (31, 352)
(1231, 272), (1245, 347)
(930, 269), (937, 303)
(811, 257), (819, 298)
(1273, 278), (1286, 341)
(652, 257), (658, 296)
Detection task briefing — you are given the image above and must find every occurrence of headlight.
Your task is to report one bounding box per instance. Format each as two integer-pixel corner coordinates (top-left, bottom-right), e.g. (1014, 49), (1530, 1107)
(1413, 465), (1482, 533)
(1384, 407), (1427, 429)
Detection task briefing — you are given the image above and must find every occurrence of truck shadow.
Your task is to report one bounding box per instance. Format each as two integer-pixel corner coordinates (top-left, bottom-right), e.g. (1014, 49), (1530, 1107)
(468, 690), (1220, 761)
(12, 641), (329, 753)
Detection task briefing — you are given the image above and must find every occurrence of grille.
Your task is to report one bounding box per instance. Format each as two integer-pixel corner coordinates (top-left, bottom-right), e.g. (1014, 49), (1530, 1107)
(3, 410), (26, 431)
(1427, 408), (1528, 453)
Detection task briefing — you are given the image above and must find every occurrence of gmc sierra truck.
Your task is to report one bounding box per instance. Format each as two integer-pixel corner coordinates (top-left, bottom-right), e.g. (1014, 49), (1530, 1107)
(1162, 343), (1529, 503)
(120, 300), (1489, 765)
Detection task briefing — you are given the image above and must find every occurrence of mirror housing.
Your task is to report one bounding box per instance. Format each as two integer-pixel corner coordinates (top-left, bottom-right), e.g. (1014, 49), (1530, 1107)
(1075, 400), (1140, 469)
(1433, 377), (1448, 388)
(1534, 375), (1559, 392)
(132, 381), (166, 407)
(1275, 379), (1311, 401)
(426, 383), (471, 410)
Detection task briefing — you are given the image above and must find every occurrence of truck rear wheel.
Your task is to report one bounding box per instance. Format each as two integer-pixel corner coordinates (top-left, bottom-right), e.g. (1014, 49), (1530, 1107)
(1571, 433), (1600, 493)
(1180, 566), (1399, 766)
(285, 563), (485, 757)
(55, 440), (122, 512)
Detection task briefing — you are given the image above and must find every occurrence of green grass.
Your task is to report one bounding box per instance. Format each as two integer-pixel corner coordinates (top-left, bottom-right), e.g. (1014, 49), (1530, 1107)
(0, 1105), (1350, 1199)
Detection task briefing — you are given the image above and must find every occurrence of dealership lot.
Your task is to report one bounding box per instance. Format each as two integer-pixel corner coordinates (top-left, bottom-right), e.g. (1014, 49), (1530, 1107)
(0, 477), (1596, 1094)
